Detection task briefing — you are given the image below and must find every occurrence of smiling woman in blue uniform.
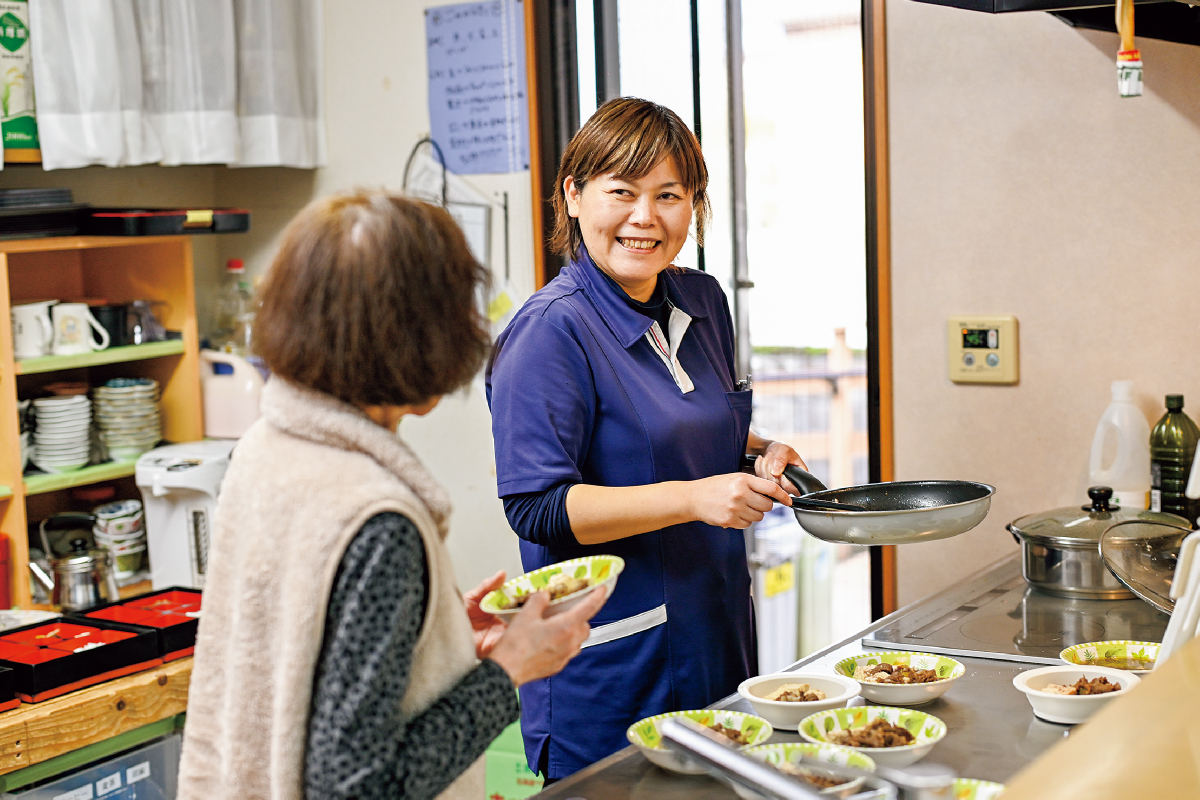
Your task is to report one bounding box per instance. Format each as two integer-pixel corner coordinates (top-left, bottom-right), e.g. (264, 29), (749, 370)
(487, 98), (807, 780)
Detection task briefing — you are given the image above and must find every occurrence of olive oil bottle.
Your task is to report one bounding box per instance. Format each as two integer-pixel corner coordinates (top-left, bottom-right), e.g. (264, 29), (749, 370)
(1150, 395), (1200, 526)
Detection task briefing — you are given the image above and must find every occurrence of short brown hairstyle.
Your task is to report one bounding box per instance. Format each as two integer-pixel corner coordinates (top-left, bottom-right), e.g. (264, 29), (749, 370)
(551, 97), (710, 259)
(254, 190), (490, 407)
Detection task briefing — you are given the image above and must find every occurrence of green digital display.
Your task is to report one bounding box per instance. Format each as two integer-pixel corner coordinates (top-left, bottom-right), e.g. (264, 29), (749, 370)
(962, 328), (997, 349)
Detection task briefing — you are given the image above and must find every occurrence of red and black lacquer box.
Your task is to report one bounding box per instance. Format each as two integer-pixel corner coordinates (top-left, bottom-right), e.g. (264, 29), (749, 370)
(75, 587), (202, 662)
(0, 620), (160, 702)
(0, 667), (17, 713)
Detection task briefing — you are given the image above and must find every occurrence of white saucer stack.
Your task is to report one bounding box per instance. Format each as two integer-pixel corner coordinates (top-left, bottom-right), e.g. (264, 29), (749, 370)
(94, 378), (162, 461)
(31, 395), (92, 473)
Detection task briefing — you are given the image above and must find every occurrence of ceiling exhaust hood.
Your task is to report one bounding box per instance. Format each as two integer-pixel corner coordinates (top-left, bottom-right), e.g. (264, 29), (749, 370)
(911, 0), (1200, 47)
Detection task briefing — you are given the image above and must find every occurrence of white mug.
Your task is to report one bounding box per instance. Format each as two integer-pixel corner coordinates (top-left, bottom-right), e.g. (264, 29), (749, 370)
(51, 302), (111, 355)
(11, 300), (56, 359)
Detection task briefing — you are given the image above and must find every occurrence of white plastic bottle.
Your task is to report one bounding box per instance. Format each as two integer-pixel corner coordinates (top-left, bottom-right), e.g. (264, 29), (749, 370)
(1089, 380), (1151, 509)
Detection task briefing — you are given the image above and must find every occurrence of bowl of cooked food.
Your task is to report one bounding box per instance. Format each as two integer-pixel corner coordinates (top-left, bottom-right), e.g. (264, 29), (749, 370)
(480, 555), (624, 623)
(626, 709), (773, 775)
(1059, 640), (1159, 675)
(797, 706), (947, 769)
(832, 652), (964, 706)
(737, 672), (860, 729)
(951, 778), (1006, 800)
(730, 742), (876, 799)
(1012, 665), (1140, 725)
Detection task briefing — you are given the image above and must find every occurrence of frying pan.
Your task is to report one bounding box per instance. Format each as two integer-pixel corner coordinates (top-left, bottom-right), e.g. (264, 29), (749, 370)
(746, 456), (995, 545)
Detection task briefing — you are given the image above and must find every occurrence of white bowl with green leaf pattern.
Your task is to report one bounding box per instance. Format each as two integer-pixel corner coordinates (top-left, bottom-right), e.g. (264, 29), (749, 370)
(626, 709), (773, 775)
(951, 778), (1006, 800)
(480, 555), (624, 623)
(832, 652), (964, 706)
(1059, 640), (1158, 675)
(798, 706), (946, 768)
(731, 742), (876, 798)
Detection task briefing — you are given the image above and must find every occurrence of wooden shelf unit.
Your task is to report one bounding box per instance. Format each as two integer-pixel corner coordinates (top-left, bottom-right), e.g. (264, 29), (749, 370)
(0, 236), (202, 606)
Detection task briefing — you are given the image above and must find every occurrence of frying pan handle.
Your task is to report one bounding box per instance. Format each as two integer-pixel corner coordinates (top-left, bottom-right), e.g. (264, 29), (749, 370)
(742, 455), (830, 495)
(782, 464), (828, 495)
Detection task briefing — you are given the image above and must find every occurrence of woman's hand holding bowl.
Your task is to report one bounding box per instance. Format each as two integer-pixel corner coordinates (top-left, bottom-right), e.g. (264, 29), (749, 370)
(464, 569), (509, 659)
(487, 585), (610, 687)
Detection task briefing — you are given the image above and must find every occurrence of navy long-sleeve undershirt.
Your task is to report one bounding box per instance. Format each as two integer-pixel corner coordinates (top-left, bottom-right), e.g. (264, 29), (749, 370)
(502, 482), (576, 547)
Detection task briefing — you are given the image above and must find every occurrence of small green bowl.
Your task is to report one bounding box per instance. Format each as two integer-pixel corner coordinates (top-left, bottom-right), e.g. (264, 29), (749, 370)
(1059, 640), (1158, 675)
(626, 709), (773, 775)
(732, 742), (876, 798)
(833, 651), (964, 705)
(480, 555), (624, 622)
(952, 778), (1006, 799)
(798, 706), (946, 769)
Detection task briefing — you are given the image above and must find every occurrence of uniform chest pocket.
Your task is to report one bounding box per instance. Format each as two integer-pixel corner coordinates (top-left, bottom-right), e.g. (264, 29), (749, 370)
(725, 389), (754, 443)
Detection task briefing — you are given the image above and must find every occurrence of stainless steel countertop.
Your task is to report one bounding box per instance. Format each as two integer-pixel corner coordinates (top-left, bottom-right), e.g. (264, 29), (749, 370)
(533, 553), (1164, 798)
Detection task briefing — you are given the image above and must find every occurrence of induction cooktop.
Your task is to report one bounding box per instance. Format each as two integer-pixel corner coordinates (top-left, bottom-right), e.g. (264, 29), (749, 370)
(864, 558), (1170, 665)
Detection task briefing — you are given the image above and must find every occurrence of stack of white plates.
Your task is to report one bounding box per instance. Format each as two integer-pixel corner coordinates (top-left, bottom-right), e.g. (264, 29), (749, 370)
(94, 378), (161, 461)
(17, 399), (30, 471)
(31, 395), (91, 472)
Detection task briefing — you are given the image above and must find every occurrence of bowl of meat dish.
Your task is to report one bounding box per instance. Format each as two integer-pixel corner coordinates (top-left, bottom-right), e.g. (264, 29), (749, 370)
(625, 709), (773, 775)
(798, 706), (947, 768)
(480, 555), (624, 623)
(951, 778), (1006, 800)
(1059, 640), (1158, 675)
(1012, 664), (1140, 725)
(832, 652), (964, 706)
(730, 742), (876, 799)
(737, 672), (860, 729)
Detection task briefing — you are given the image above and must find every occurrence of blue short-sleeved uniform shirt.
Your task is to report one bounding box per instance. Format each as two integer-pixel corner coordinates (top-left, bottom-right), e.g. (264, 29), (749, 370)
(486, 250), (757, 779)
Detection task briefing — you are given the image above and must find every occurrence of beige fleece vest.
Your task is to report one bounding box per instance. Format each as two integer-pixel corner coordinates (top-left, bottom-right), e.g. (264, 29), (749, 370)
(176, 379), (483, 800)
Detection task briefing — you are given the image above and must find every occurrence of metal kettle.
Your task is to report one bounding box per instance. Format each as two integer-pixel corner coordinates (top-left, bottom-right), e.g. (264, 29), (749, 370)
(29, 514), (120, 612)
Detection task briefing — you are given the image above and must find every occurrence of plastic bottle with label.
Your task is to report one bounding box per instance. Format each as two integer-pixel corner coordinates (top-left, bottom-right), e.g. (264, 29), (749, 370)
(1089, 380), (1151, 509)
(212, 259), (254, 356)
(1150, 395), (1200, 525)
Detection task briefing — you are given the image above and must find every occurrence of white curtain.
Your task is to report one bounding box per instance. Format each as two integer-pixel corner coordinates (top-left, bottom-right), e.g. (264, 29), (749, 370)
(28, 0), (324, 170)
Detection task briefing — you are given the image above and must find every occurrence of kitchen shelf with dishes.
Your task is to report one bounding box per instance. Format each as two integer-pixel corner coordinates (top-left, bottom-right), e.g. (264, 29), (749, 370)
(1, 236), (202, 606)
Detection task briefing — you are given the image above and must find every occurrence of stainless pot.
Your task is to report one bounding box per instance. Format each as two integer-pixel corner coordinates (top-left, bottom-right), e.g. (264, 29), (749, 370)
(1008, 486), (1192, 599)
(29, 513), (120, 612)
(29, 538), (120, 612)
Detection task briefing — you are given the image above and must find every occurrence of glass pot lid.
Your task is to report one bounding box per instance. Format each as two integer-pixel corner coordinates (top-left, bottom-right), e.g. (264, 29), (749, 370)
(1007, 486), (1192, 548)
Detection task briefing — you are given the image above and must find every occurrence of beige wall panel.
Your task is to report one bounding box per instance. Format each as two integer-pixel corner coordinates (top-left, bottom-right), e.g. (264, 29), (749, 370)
(888, 0), (1200, 605)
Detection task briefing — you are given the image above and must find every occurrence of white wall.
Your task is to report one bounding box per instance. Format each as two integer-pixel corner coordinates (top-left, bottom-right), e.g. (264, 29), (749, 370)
(1, 0), (536, 590)
(887, 0), (1200, 605)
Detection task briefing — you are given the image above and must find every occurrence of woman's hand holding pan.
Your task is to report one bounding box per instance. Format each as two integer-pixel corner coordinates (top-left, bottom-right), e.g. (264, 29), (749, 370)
(687, 473), (792, 530)
(487, 585), (610, 688)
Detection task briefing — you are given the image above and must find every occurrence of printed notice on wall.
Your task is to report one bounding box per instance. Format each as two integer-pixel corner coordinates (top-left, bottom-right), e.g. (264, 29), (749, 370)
(425, 0), (529, 175)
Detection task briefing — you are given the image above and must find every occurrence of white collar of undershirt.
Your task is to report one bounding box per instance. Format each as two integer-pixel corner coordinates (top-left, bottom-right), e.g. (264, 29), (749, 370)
(643, 304), (695, 394)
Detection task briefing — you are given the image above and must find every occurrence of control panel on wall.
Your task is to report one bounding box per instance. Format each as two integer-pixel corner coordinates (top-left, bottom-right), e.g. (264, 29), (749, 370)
(947, 316), (1019, 384)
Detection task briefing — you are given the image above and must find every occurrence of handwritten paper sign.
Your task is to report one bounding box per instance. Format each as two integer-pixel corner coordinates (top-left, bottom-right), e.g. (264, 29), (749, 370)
(426, 0), (530, 174)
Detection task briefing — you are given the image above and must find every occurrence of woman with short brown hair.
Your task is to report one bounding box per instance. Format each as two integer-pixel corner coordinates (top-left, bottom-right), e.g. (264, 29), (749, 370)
(179, 190), (608, 800)
(488, 99), (806, 779)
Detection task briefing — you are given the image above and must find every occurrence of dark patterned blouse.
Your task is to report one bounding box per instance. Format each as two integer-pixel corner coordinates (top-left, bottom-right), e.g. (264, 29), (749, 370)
(305, 512), (521, 799)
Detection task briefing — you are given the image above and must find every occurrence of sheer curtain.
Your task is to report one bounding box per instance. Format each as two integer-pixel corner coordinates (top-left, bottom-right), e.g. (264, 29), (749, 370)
(29, 0), (324, 170)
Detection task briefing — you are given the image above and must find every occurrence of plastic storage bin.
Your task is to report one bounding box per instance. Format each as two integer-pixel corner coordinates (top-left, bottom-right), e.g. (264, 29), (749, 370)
(1, 731), (180, 799)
